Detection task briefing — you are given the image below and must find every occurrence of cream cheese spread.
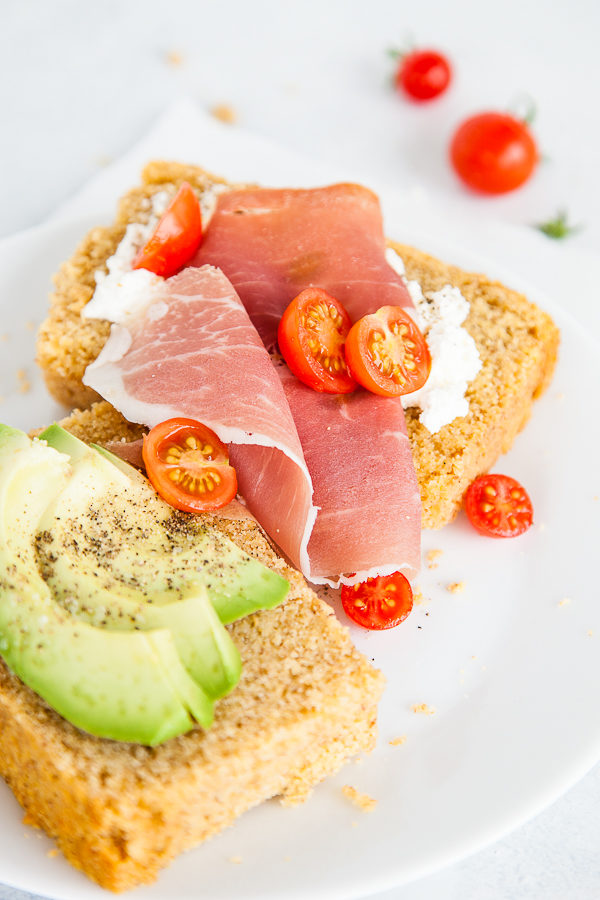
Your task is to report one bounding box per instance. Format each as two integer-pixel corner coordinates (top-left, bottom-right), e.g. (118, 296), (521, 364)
(386, 248), (482, 433)
(83, 190), (171, 325)
(83, 185), (228, 325)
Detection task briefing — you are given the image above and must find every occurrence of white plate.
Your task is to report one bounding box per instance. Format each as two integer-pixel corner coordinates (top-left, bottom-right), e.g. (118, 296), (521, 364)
(0, 215), (599, 900)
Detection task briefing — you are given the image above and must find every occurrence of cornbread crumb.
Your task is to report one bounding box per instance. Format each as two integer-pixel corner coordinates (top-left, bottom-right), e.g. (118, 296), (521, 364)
(426, 549), (443, 569)
(47, 848), (59, 859)
(411, 703), (435, 715)
(558, 597), (572, 607)
(165, 50), (183, 67)
(342, 785), (377, 812)
(16, 369), (31, 394)
(211, 104), (237, 124)
(389, 735), (407, 746)
(447, 581), (465, 594)
(587, 630), (594, 637)
(229, 856), (243, 865)
(412, 586), (425, 606)
(0, 333), (8, 342)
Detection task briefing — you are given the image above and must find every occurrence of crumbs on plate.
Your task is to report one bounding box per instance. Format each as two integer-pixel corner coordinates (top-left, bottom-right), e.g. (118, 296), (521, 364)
(342, 785), (377, 812)
(411, 703), (435, 716)
(389, 735), (407, 746)
(164, 50), (184, 67)
(447, 581), (465, 594)
(16, 369), (31, 394)
(211, 104), (237, 124)
(426, 549), (443, 569)
(412, 586), (425, 606)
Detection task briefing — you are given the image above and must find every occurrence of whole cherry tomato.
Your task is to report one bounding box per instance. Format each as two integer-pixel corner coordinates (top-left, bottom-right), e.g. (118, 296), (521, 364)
(396, 49), (452, 101)
(450, 112), (538, 195)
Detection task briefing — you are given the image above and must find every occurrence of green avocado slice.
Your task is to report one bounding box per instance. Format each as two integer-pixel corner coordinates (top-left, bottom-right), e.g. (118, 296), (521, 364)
(0, 427), (212, 743)
(40, 426), (289, 624)
(0, 425), (288, 745)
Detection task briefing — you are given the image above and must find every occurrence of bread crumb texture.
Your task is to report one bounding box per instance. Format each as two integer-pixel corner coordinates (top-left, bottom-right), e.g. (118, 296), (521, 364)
(342, 785), (377, 812)
(2, 404), (385, 892)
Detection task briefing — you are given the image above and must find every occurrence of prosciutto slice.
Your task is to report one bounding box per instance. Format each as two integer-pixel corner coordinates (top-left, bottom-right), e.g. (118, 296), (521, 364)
(193, 183), (413, 349)
(83, 264), (420, 585)
(278, 367), (420, 580)
(84, 265), (316, 577)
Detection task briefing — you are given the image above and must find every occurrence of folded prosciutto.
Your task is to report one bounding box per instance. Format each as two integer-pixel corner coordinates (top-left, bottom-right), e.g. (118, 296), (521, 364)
(84, 264), (420, 586)
(193, 183), (414, 349)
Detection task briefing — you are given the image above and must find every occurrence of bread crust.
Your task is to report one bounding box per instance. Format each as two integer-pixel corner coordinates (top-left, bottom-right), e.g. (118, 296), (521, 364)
(36, 161), (560, 526)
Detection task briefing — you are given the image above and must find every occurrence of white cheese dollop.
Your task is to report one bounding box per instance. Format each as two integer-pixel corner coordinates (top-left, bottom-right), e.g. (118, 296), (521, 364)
(386, 248), (482, 433)
(83, 185), (228, 325)
(83, 190), (172, 324)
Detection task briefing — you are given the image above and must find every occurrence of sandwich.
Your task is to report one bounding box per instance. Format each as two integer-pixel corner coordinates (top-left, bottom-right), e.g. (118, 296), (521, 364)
(0, 159), (559, 892)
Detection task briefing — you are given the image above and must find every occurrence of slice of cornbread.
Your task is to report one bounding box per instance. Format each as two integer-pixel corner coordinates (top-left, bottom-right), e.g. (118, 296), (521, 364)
(1, 405), (384, 891)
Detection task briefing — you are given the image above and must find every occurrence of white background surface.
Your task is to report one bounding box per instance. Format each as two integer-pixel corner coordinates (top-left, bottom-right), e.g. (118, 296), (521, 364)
(1, 1), (599, 899)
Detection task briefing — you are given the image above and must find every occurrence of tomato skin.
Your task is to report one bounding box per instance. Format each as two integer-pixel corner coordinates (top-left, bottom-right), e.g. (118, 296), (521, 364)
(142, 418), (237, 513)
(341, 573), (413, 630)
(133, 182), (203, 278)
(277, 288), (357, 394)
(396, 49), (452, 101)
(450, 112), (538, 195)
(344, 306), (431, 397)
(465, 474), (533, 537)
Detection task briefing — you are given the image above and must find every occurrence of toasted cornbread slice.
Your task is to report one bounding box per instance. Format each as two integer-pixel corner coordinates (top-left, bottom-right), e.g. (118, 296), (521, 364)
(35, 160), (559, 527)
(1, 406), (384, 891)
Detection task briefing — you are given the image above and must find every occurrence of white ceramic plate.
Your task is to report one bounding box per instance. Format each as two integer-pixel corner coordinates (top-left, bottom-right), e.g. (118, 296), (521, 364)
(0, 216), (599, 900)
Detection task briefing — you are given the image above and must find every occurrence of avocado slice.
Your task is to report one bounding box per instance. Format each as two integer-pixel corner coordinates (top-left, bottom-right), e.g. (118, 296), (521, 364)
(34, 438), (242, 700)
(41, 425), (289, 624)
(0, 426), (213, 743)
(0, 425), (288, 745)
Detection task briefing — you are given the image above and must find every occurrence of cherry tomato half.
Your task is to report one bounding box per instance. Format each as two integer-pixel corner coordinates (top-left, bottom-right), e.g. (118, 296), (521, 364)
(277, 288), (357, 393)
(344, 306), (431, 397)
(133, 182), (203, 278)
(341, 573), (413, 630)
(464, 473), (533, 537)
(142, 418), (237, 513)
(450, 112), (538, 195)
(396, 49), (452, 101)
